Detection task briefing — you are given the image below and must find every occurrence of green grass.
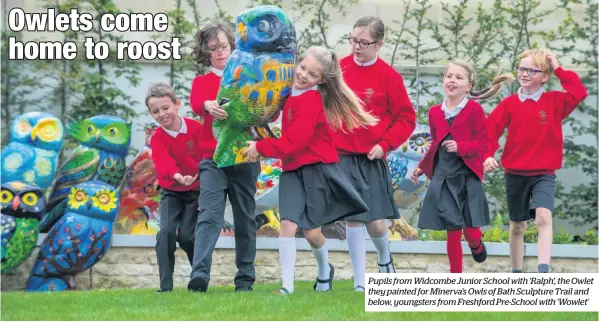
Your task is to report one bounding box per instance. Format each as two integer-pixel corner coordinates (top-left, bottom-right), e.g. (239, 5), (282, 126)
(1, 280), (597, 321)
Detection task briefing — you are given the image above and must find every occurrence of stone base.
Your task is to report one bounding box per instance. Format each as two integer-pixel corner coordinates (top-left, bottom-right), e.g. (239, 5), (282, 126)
(2, 247), (597, 291)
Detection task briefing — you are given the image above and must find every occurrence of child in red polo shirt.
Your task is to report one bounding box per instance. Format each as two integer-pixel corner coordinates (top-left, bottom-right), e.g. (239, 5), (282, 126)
(147, 83), (203, 293)
(484, 49), (588, 273)
(411, 60), (513, 273)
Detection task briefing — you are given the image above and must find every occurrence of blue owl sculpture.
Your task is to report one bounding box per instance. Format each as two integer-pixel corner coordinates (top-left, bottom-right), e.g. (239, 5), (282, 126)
(39, 115), (132, 233)
(389, 123), (432, 210)
(26, 181), (119, 292)
(1, 112), (64, 190)
(212, 5), (296, 167)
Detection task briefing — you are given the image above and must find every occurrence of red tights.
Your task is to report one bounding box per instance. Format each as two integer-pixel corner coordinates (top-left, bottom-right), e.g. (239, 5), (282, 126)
(446, 228), (483, 273)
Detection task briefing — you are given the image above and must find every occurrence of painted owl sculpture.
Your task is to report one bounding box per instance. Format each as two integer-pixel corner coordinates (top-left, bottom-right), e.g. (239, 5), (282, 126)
(26, 181), (119, 292)
(389, 123), (432, 210)
(1, 181), (45, 273)
(212, 5), (296, 168)
(115, 122), (160, 234)
(40, 115), (132, 233)
(1, 112), (64, 190)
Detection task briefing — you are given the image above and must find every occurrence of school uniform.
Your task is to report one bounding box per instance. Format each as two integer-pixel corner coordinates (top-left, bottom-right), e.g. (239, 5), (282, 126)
(485, 67), (588, 222)
(256, 86), (369, 229)
(189, 68), (260, 292)
(333, 55), (416, 222)
(150, 117), (203, 291)
(417, 98), (490, 231)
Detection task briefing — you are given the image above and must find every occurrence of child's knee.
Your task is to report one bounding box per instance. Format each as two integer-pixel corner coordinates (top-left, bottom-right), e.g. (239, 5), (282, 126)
(157, 226), (177, 240)
(365, 220), (387, 237)
(535, 208), (553, 228)
(303, 228), (324, 247)
(510, 221), (527, 235)
(280, 220), (298, 238)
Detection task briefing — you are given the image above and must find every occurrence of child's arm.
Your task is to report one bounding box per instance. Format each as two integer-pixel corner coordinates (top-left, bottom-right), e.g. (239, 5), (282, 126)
(190, 76), (210, 117)
(379, 72), (417, 153)
(552, 65), (588, 119)
(416, 108), (437, 170)
(150, 135), (182, 182)
(456, 104), (489, 158)
(256, 102), (320, 159)
(484, 100), (510, 160)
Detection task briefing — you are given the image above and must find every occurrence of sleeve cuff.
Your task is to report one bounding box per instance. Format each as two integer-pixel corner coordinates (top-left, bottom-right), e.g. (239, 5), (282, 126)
(378, 140), (392, 154)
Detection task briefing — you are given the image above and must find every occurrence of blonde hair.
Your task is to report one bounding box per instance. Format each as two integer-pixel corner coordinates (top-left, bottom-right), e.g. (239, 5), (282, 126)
(303, 46), (378, 131)
(518, 47), (553, 76)
(445, 60), (514, 100)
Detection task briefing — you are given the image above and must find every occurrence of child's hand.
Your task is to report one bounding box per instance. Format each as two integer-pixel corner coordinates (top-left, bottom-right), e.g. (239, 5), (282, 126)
(243, 141), (260, 162)
(204, 100), (228, 120)
(174, 173), (198, 186)
(411, 168), (423, 185)
(483, 157), (499, 173)
(547, 55), (560, 72)
(368, 144), (384, 160)
(441, 140), (458, 153)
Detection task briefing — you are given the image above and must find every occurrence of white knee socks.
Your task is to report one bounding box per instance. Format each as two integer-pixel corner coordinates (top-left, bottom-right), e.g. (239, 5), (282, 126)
(346, 226), (366, 289)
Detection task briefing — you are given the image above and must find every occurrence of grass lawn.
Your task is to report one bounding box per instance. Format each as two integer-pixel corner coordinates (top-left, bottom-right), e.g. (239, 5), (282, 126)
(1, 280), (597, 321)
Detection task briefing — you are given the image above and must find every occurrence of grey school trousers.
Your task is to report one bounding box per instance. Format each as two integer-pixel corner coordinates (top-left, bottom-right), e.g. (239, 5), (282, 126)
(156, 189), (199, 290)
(190, 158), (260, 289)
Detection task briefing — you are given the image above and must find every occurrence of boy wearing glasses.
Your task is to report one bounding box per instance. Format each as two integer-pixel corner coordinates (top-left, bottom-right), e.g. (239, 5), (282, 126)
(188, 21), (261, 293)
(484, 48), (587, 273)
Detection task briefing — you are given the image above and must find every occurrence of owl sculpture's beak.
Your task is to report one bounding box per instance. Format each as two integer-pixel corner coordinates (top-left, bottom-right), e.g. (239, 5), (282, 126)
(238, 22), (247, 43)
(12, 196), (20, 211)
(95, 131), (101, 143)
(87, 199), (93, 210)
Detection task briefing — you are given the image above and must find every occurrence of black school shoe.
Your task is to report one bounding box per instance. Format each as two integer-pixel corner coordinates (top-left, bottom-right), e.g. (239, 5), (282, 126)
(188, 276), (209, 293)
(378, 254), (397, 273)
(313, 263), (335, 292)
(156, 288), (172, 293)
(470, 241), (487, 263)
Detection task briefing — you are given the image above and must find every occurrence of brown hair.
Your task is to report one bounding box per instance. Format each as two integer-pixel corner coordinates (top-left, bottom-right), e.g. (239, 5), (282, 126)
(145, 83), (178, 107)
(192, 21), (235, 67)
(353, 16), (385, 42)
(303, 46), (378, 131)
(445, 60), (515, 100)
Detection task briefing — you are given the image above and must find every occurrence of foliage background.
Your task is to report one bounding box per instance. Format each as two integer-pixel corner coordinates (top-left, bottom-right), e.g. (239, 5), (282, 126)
(1, 0), (597, 238)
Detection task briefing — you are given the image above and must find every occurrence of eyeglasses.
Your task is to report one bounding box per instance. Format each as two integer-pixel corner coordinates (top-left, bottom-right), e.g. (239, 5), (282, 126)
(516, 67), (543, 76)
(348, 37), (378, 49)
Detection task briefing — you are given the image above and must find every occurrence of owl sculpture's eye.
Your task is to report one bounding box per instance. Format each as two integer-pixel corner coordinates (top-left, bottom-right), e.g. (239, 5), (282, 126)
(18, 121), (31, 134)
(258, 20), (270, 32)
(108, 127), (119, 137)
(21, 192), (38, 206)
(1, 190), (14, 204)
(87, 125), (96, 134)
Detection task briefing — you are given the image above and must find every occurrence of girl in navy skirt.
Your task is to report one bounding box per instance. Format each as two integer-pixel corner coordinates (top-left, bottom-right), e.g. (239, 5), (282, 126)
(333, 16), (416, 291)
(244, 46), (378, 295)
(411, 60), (513, 273)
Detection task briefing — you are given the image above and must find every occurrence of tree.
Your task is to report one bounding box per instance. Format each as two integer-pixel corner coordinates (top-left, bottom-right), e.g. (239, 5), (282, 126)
(1, 1), (48, 147)
(540, 0), (598, 229)
(293, 0), (358, 53)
